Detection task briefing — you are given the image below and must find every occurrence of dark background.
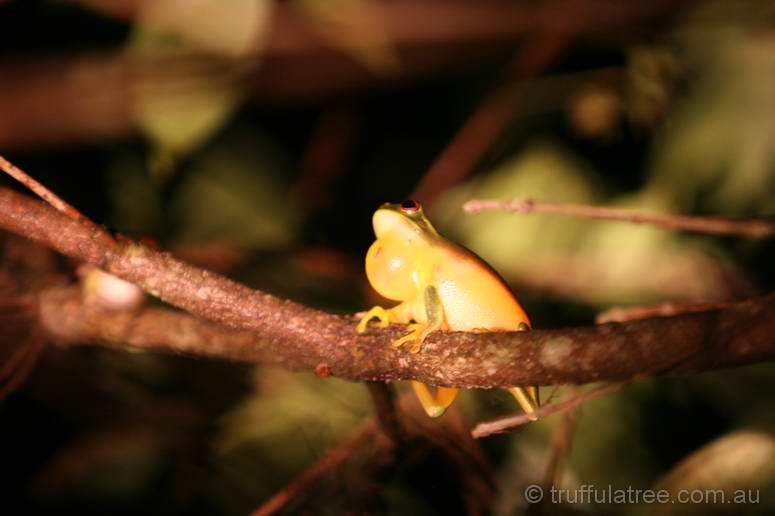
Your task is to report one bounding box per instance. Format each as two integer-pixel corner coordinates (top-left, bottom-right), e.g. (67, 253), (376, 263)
(1, 0), (774, 514)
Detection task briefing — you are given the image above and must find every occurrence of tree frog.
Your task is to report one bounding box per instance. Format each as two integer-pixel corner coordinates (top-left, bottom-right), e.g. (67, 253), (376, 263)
(357, 200), (539, 419)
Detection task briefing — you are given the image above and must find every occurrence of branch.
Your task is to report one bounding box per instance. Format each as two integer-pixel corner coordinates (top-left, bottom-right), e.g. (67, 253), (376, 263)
(0, 155), (84, 222)
(1, 185), (774, 388)
(596, 300), (733, 324)
(249, 391), (493, 514)
(412, 0), (581, 204)
(34, 277), (775, 389)
(251, 420), (379, 516)
(541, 395), (580, 490)
(463, 198), (775, 238)
(471, 382), (626, 438)
(365, 382), (403, 445)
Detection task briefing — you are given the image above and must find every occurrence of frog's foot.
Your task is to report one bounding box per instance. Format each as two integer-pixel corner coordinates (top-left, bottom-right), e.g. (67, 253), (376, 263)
(392, 323), (433, 354)
(412, 382), (459, 418)
(510, 322), (538, 421)
(508, 386), (540, 421)
(356, 306), (392, 333)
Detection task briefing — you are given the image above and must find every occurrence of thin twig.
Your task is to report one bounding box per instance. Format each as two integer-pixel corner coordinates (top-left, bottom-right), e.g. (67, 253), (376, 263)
(412, 0), (580, 205)
(251, 420), (378, 516)
(250, 392), (495, 515)
(596, 300), (733, 324)
(293, 108), (357, 216)
(471, 382), (626, 438)
(0, 333), (36, 382)
(366, 382), (402, 446)
(463, 198), (775, 238)
(541, 394), (580, 490)
(0, 156), (114, 246)
(399, 402), (496, 512)
(0, 155), (86, 222)
(0, 330), (46, 401)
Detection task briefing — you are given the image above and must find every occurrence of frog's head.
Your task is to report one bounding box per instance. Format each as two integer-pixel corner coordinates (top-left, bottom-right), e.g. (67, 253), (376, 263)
(365, 200), (437, 301)
(372, 200), (439, 240)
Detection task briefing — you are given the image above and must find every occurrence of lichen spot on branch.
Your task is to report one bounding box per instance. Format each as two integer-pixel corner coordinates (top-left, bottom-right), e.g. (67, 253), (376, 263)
(541, 336), (575, 369)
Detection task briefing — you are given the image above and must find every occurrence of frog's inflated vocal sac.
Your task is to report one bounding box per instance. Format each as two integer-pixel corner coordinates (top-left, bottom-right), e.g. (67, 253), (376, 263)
(357, 200), (539, 419)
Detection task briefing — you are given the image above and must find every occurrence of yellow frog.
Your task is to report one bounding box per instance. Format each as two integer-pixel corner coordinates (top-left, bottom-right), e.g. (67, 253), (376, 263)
(357, 200), (539, 419)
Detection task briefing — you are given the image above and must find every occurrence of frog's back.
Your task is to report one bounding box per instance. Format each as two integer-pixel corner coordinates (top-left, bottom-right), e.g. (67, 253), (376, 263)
(429, 243), (529, 331)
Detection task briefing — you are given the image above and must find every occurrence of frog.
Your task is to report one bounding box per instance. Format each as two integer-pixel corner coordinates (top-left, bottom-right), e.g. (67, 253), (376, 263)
(356, 200), (539, 419)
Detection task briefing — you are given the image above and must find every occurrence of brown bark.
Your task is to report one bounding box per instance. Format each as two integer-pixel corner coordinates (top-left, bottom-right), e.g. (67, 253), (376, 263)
(2, 186), (774, 389)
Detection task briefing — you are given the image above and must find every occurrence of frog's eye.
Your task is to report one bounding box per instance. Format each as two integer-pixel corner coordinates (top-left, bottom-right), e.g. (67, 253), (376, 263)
(400, 200), (421, 213)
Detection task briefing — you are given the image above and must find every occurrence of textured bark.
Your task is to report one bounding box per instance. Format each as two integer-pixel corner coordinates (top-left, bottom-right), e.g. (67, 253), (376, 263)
(2, 186), (774, 389)
(36, 286), (775, 388)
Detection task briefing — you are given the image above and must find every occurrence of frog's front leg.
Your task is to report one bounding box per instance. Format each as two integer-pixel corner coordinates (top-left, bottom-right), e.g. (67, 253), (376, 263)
(356, 302), (413, 333)
(392, 285), (443, 354)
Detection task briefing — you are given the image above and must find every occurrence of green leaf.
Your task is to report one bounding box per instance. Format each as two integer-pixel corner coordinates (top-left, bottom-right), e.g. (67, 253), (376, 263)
(128, 0), (273, 159)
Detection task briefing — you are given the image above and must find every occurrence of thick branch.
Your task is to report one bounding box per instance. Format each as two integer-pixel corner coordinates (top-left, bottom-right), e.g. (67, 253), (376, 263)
(2, 186), (774, 388)
(36, 281), (775, 389)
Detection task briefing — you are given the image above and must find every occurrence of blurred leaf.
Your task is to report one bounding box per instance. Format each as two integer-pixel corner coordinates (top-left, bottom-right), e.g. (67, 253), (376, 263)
(578, 191), (748, 303)
(647, 430), (775, 515)
(626, 46), (680, 128)
(128, 0), (273, 161)
(130, 55), (246, 162)
(211, 368), (372, 505)
(136, 0), (272, 57)
(216, 368), (371, 456)
(169, 132), (299, 248)
(648, 1), (775, 215)
(293, 0), (400, 73)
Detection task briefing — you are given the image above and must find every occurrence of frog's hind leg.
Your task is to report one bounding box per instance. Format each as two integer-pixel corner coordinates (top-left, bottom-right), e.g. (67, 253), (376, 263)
(411, 382), (459, 418)
(506, 321), (540, 421)
(507, 386), (540, 421)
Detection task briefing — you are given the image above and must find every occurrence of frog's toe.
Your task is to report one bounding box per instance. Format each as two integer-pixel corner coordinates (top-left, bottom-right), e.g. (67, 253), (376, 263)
(427, 406), (447, 418)
(392, 323), (424, 350)
(356, 306), (391, 333)
(409, 337), (426, 354)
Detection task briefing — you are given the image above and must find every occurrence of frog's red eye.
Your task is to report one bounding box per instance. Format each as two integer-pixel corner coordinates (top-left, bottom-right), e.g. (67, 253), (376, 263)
(400, 200), (421, 213)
